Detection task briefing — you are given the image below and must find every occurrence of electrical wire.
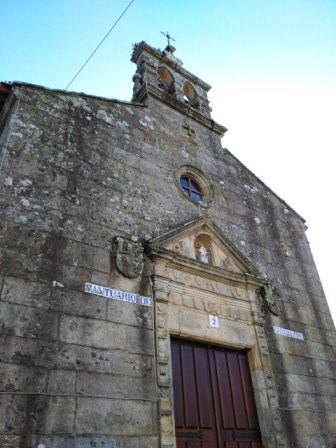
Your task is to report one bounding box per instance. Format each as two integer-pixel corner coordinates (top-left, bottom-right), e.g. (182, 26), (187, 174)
(1, 1), (136, 176)
(65, 0), (136, 91)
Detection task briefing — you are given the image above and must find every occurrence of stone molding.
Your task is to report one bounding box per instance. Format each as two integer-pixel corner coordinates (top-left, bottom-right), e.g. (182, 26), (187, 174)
(134, 83), (227, 136)
(131, 42), (211, 91)
(147, 218), (288, 447)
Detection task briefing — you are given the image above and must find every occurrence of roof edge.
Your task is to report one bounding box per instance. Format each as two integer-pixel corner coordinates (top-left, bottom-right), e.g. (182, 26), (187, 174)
(0, 82), (12, 115)
(5, 81), (146, 108)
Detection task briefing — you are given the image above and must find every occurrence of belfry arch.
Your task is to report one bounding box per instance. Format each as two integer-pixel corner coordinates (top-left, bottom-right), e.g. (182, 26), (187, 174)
(157, 66), (175, 95)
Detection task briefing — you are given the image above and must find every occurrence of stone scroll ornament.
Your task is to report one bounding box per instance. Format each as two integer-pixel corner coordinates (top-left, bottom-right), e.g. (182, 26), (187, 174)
(259, 284), (280, 316)
(114, 236), (144, 278)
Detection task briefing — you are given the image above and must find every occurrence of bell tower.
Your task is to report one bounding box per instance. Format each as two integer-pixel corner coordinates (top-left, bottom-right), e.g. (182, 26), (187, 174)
(131, 41), (227, 135)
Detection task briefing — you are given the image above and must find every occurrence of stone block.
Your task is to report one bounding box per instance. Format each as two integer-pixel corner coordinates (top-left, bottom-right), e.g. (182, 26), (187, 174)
(285, 303), (334, 330)
(0, 302), (58, 340)
(278, 391), (322, 410)
(59, 216), (112, 250)
(0, 362), (46, 393)
(0, 247), (42, 282)
(280, 409), (323, 437)
(271, 352), (315, 377)
(320, 394), (336, 411)
(15, 153), (69, 190)
(300, 434), (331, 448)
(126, 326), (155, 355)
(0, 334), (153, 377)
(107, 300), (153, 328)
(0, 435), (21, 448)
(313, 358), (336, 379)
(56, 238), (111, 273)
(315, 377), (336, 396)
(0, 393), (75, 435)
(0, 334), (61, 368)
(277, 373), (316, 394)
(55, 342), (153, 377)
(325, 411), (336, 433)
(75, 397), (154, 435)
(48, 262), (92, 292)
(59, 315), (126, 350)
(50, 287), (107, 320)
(76, 371), (156, 400)
(1, 276), (51, 309)
(45, 369), (76, 395)
(28, 435), (159, 448)
(270, 333), (335, 362)
(0, 393), (27, 433)
(29, 395), (76, 434)
(296, 324), (336, 346)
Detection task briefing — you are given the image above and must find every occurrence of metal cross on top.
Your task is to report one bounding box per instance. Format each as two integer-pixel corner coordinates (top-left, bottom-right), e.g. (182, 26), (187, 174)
(161, 31), (175, 46)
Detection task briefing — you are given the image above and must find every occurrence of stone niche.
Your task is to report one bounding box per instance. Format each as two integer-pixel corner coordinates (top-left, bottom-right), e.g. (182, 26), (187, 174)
(146, 217), (286, 448)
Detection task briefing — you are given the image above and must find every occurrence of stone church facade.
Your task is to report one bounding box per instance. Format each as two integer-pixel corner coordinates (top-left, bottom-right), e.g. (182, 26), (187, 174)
(0, 41), (335, 448)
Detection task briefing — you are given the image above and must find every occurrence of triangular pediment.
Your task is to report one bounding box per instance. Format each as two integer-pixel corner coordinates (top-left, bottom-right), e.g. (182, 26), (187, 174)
(146, 217), (261, 277)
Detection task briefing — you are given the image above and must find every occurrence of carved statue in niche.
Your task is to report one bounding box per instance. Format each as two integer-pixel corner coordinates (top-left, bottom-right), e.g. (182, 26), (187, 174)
(198, 245), (209, 263)
(194, 234), (213, 265)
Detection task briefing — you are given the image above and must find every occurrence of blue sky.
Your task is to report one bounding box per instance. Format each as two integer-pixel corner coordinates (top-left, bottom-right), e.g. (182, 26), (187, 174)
(2, 0), (336, 322)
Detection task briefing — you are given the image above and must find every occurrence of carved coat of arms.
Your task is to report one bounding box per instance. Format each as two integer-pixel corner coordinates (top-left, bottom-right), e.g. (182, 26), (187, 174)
(259, 284), (280, 316)
(114, 236), (144, 278)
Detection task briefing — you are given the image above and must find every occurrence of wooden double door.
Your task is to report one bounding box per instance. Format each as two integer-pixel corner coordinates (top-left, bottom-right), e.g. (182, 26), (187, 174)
(171, 338), (262, 448)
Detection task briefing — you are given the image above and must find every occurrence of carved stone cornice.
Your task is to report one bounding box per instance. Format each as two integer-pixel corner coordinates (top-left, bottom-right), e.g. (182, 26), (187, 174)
(148, 245), (264, 291)
(131, 42), (211, 91)
(146, 217), (265, 292)
(134, 83), (227, 136)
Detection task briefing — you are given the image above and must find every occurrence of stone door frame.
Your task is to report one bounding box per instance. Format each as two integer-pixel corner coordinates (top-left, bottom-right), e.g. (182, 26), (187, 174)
(147, 249), (287, 448)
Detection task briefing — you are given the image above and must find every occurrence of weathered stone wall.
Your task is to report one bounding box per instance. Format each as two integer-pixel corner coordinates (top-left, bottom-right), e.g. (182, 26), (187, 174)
(0, 87), (159, 447)
(0, 52), (335, 448)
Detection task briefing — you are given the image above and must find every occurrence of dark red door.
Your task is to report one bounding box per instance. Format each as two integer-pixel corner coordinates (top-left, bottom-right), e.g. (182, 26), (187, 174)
(171, 338), (262, 448)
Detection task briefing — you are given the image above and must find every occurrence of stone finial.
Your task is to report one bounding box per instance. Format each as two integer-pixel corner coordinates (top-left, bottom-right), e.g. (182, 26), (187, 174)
(162, 45), (183, 66)
(164, 44), (176, 54)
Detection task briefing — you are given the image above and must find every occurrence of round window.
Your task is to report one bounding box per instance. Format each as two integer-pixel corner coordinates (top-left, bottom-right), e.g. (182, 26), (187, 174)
(175, 164), (214, 207)
(179, 176), (203, 201)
